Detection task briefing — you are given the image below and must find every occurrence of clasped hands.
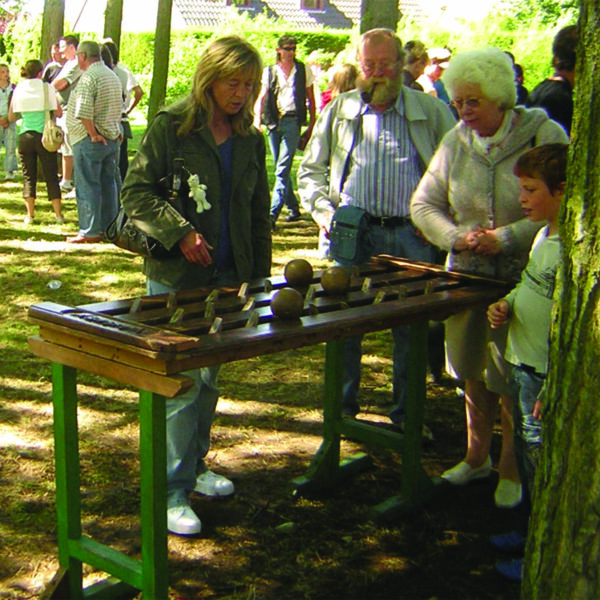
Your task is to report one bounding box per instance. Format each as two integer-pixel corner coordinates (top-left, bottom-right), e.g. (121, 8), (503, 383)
(453, 226), (501, 256)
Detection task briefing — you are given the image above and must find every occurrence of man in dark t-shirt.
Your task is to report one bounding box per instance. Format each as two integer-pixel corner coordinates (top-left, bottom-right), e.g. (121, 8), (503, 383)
(526, 25), (577, 134)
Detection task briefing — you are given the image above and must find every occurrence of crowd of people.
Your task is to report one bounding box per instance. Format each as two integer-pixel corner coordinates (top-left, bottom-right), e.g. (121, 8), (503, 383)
(5, 35), (144, 233)
(2, 23), (578, 586)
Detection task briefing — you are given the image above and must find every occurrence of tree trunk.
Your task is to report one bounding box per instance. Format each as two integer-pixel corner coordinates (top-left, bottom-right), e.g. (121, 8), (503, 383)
(523, 3), (600, 599)
(40, 0), (64, 63)
(104, 0), (124, 49)
(147, 0), (172, 122)
(360, 0), (399, 33)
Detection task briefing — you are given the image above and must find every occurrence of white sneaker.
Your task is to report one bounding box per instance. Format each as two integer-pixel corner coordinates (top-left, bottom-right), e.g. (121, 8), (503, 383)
(167, 503), (202, 536)
(59, 179), (74, 193)
(194, 470), (235, 497)
(64, 189), (76, 199)
(441, 456), (492, 485)
(495, 480), (523, 509)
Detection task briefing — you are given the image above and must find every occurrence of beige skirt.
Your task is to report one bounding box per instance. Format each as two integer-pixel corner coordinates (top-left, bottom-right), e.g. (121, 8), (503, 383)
(445, 307), (512, 397)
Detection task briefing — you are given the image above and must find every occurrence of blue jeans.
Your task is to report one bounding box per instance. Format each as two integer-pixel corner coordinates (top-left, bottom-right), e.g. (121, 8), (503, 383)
(148, 269), (237, 506)
(73, 136), (120, 237)
(0, 123), (18, 173)
(268, 116), (300, 221)
(340, 223), (437, 422)
(510, 364), (544, 500)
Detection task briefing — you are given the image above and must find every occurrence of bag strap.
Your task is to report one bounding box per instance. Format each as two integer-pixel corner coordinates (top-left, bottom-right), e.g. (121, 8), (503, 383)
(43, 82), (52, 123)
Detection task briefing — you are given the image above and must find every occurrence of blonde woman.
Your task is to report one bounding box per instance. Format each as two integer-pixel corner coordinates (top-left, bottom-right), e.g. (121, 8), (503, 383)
(121, 36), (271, 536)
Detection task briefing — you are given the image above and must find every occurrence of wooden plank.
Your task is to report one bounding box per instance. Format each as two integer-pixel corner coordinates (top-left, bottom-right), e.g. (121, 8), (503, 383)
(28, 303), (201, 353)
(35, 326), (173, 374)
(166, 284), (508, 371)
(28, 337), (193, 397)
(374, 254), (514, 286)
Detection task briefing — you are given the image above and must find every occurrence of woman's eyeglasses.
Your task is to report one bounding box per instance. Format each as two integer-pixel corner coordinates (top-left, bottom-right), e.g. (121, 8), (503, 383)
(280, 46), (296, 52)
(451, 98), (482, 111)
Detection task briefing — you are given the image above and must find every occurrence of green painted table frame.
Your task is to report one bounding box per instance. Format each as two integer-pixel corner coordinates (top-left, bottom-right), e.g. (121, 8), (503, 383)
(48, 363), (170, 600)
(34, 257), (509, 598)
(45, 323), (431, 599)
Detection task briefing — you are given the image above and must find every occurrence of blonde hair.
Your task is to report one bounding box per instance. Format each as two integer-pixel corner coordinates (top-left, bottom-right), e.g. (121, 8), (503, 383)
(328, 63), (358, 99)
(178, 36), (263, 137)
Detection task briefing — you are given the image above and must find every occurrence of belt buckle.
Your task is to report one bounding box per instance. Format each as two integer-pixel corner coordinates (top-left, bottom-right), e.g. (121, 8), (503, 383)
(380, 216), (391, 227)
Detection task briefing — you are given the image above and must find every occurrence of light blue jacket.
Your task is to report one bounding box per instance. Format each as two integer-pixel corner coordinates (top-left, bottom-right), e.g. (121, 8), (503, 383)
(297, 87), (456, 228)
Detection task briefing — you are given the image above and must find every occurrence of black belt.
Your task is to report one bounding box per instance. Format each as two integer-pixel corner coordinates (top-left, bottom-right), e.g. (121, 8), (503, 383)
(367, 215), (411, 228)
(281, 112), (297, 118)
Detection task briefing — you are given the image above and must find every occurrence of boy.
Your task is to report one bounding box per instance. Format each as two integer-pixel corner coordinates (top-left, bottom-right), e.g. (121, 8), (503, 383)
(487, 142), (569, 582)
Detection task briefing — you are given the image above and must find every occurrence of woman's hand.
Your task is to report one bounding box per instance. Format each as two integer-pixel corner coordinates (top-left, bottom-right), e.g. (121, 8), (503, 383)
(178, 230), (213, 266)
(452, 227), (483, 252)
(473, 228), (501, 256)
(487, 299), (509, 329)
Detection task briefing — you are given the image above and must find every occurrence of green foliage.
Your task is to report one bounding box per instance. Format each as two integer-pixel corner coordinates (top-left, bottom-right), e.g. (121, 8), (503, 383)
(399, 6), (577, 93)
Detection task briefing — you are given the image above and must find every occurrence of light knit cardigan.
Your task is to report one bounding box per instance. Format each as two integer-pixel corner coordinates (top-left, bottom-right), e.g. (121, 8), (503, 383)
(410, 106), (568, 281)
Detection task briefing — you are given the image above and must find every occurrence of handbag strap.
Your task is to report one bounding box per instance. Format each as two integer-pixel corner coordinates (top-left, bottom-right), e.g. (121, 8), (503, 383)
(42, 82), (52, 123)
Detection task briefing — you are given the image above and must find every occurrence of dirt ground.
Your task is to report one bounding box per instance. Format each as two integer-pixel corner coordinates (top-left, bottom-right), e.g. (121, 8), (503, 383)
(5, 368), (527, 600)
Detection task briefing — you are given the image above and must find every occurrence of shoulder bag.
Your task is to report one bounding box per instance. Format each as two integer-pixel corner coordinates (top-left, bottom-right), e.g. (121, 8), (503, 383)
(41, 83), (64, 152)
(105, 118), (185, 259)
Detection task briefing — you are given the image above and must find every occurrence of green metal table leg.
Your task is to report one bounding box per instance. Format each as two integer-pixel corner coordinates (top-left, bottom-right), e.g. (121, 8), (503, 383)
(294, 339), (371, 493)
(51, 363), (84, 599)
(370, 321), (436, 521)
(138, 390), (168, 600)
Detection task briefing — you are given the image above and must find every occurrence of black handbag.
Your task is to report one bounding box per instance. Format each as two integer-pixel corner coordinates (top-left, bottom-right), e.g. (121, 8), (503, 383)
(106, 120), (184, 259)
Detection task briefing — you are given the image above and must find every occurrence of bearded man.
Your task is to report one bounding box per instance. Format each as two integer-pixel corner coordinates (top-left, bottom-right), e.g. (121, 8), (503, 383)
(298, 28), (455, 429)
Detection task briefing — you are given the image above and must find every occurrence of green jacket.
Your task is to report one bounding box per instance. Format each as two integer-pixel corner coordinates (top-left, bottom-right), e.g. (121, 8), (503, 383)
(121, 105), (272, 289)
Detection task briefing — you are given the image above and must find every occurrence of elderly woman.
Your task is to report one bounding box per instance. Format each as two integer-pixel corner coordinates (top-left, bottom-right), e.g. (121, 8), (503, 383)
(121, 36), (271, 536)
(410, 47), (568, 508)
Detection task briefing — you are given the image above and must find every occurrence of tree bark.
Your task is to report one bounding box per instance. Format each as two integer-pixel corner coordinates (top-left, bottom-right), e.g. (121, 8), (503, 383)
(360, 0), (399, 33)
(147, 0), (172, 122)
(523, 3), (600, 599)
(104, 0), (124, 49)
(40, 0), (64, 63)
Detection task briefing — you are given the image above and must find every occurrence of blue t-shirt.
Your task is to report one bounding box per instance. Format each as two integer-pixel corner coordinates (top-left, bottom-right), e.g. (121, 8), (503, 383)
(215, 137), (235, 272)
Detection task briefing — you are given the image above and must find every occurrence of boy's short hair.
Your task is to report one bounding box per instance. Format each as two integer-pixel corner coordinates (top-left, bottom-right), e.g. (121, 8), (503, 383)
(513, 143), (569, 192)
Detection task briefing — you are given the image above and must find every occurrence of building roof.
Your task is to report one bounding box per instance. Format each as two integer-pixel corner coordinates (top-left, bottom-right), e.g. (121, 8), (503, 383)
(173, 0), (427, 30)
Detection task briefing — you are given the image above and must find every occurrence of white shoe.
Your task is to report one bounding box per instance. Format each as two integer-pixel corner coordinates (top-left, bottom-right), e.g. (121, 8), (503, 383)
(167, 503), (202, 536)
(495, 480), (523, 509)
(64, 189), (77, 199)
(194, 470), (235, 497)
(442, 456), (492, 485)
(59, 179), (74, 193)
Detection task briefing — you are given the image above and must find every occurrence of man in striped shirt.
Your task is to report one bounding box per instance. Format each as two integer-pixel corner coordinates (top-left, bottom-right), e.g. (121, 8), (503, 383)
(66, 40), (123, 243)
(298, 28), (455, 429)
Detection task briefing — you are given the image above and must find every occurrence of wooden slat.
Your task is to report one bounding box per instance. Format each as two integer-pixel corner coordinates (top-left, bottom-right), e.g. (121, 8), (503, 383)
(28, 303), (201, 353)
(28, 337), (193, 397)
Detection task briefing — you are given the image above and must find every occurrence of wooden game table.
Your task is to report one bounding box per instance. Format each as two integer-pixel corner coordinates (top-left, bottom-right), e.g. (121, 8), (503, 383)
(28, 255), (510, 599)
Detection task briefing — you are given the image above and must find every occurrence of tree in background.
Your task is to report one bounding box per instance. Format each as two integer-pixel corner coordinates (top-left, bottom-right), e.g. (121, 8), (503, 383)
(523, 3), (600, 599)
(147, 0), (172, 122)
(360, 0), (398, 33)
(104, 0), (123, 49)
(40, 0), (64, 63)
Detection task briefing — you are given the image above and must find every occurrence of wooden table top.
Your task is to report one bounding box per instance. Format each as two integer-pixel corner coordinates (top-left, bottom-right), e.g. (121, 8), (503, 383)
(28, 256), (511, 397)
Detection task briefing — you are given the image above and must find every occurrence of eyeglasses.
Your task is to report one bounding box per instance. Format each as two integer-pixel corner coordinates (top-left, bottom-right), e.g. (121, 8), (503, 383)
(360, 60), (398, 73)
(451, 98), (482, 111)
(280, 46), (296, 52)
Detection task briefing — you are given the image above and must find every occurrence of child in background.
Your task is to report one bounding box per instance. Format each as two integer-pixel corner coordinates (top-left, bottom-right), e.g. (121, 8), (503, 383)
(487, 142), (569, 582)
(0, 63), (18, 179)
